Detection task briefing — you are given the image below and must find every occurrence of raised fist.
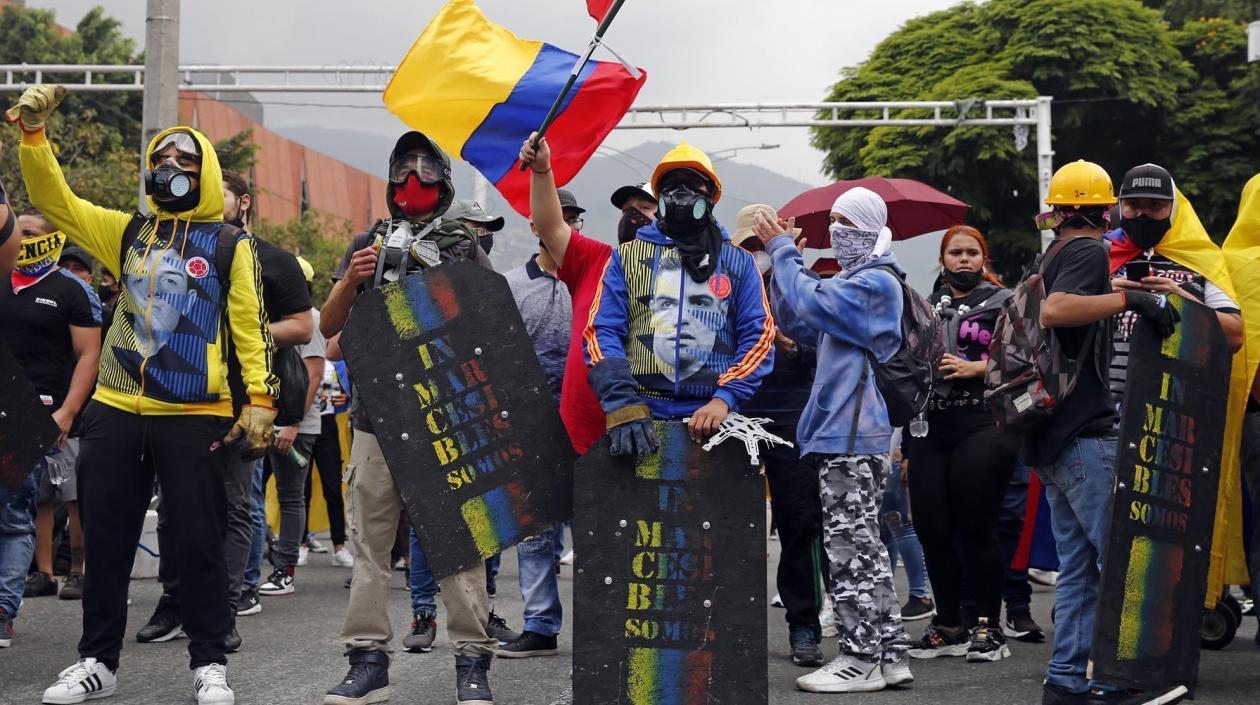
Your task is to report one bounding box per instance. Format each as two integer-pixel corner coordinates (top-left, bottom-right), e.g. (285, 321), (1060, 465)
(5, 84), (67, 132)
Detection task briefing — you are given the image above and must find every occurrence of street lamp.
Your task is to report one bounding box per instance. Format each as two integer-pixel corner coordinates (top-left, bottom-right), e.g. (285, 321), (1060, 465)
(710, 143), (781, 162)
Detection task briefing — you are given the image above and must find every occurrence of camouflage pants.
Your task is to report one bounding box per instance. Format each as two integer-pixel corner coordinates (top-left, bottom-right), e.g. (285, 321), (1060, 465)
(819, 453), (909, 664)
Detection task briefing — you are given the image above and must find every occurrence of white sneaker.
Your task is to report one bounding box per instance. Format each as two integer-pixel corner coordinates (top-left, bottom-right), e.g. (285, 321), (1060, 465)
(331, 547), (355, 568)
(297, 546), (309, 567)
(1028, 569), (1058, 586)
(559, 550), (574, 566)
(796, 655), (886, 693)
(258, 567), (295, 597)
(307, 537), (329, 554)
(771, 592), (784, 608)
(42, 658), (116, 704)
(193, 664), (234, 705)
(882, 661), (914, 686)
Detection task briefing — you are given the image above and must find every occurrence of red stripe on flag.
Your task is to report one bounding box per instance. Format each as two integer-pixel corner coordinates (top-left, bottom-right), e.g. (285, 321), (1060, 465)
(493, 60), (646, 216)
(1010, 472), (1042, 571)
(587, 0), (614, 21)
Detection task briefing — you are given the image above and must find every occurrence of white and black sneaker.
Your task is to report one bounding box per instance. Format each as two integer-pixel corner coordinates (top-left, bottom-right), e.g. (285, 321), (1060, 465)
(1003, 611), (1045, 642)
(795, 655), (886, 693)
(236, 587), (262, 617)
(258, 567), (295, 596)
(193, 663), (234, 705)
(908, 621), (970, 659)
(965, 619), (1011, 662)
(42, 658), (116, 704)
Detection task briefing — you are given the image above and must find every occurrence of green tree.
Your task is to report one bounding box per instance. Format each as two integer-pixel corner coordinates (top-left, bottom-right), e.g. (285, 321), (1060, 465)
(812, 0), (1257, 281)
(214, 129), (260, 175)
(256, 212), (355, 304)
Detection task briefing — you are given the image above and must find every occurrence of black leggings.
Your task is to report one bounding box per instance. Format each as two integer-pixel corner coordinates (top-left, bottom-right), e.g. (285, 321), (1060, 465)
(303, 414), (346, 546)
(907, 413), (1019, 627)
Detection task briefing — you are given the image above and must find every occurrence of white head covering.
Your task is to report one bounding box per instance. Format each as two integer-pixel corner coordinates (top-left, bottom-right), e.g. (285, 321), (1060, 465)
(830, 187), (893, 267)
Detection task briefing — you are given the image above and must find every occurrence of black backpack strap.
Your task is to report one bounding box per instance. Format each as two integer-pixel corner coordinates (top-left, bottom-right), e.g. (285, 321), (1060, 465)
(216, 223), (244, 294)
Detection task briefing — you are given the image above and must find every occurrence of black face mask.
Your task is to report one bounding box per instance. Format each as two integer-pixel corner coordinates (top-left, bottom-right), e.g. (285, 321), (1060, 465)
(618, 208), (652, 244)
(479, 234), (494, 255)
(97, 284), (116, 302)
(226, 214), (246, 229)
(943, 268), (982, 292)
(1121, 214), (1172, 250)
(145, 165), (200, 213)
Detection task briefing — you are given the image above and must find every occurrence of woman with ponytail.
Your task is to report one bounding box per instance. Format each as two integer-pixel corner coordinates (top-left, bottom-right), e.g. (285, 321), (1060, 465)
(905, 226), (1021, 664)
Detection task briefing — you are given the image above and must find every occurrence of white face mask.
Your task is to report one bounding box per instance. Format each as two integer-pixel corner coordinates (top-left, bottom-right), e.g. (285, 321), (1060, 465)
(829, 222), (880, 270)
(753, 250), (772, 275)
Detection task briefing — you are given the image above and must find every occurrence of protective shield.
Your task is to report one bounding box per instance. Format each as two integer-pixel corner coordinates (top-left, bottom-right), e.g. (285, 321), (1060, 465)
(1091, 296), (1230, 693)
(572, 422), (767, 705)
(340, 261), (575, 580)
(0, 339), (60, 492)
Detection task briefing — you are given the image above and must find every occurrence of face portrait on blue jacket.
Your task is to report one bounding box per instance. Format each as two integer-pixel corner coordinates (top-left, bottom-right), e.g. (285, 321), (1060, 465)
(646, 257), (728, 383)
(124, 248), (193, 357)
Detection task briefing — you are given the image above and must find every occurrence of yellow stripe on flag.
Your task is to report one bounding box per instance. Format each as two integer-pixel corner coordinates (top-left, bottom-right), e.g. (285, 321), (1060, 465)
(383, 0), (544, 157)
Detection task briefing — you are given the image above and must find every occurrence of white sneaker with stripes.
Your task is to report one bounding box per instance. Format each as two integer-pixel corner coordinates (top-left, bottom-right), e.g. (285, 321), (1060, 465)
(193, 663), (234, 705)
(42, 658), (116, 704)
(795, 655), (887, 693)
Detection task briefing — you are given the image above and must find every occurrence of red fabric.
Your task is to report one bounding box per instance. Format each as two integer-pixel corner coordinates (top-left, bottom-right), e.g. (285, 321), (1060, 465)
(557, 230), (613, 454)
(1010, 472), (1042, 572)
(587, 0), (614, 21)
(492, 60), (646, 218)
(1106, 231), (1143, 275)
(779, 176), (970, 249)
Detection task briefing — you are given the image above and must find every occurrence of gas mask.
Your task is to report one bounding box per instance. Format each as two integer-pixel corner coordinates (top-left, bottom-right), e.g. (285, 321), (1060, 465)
(372, 219), (442, 287)
(656, 184), (712, 238)
(145, 166), (200, 213)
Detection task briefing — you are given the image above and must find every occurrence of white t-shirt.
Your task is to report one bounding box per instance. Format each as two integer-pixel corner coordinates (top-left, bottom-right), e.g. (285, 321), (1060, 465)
(287, 308), (327, 435)
(317, 360), (342, 416)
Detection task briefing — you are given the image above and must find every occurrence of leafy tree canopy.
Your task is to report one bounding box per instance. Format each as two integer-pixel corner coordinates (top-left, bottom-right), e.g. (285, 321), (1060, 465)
(813, 0), (1259, 281)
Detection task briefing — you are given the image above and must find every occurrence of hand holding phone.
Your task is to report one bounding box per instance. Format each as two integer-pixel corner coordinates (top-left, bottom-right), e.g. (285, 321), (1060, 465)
(1127, 261), (1150, 283)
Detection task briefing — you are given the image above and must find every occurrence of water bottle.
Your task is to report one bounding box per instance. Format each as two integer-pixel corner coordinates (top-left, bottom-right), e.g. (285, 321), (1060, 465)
(47, 448), (70, 486)
(909, 412), (929, 438)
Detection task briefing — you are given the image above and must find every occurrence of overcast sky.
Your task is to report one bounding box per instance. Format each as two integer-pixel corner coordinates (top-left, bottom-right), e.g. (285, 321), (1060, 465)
(34, 0), (959, 185)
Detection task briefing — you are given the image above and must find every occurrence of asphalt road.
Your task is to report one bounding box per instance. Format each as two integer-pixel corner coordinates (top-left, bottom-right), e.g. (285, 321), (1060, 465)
(4, 533), (1258, 705)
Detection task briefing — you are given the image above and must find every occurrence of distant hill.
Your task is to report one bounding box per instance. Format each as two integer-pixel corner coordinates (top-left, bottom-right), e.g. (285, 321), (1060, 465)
(273, 126), (945, 291)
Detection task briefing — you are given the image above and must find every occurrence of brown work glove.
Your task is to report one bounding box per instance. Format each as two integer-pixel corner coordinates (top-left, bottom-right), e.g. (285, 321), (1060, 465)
(5, 84), (66, 132)
(223, 404), (278, 461)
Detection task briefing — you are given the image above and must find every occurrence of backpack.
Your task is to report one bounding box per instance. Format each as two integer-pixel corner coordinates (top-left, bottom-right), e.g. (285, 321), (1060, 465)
(120, 215), (308, 422)
(858, 265), (946, 429)
(983, 238), (1103, 433)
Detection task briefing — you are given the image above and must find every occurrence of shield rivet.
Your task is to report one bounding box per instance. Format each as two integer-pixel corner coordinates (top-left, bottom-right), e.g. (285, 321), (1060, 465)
(604, 577), (612, 585)
(400, 433), (410, 441)
(500, 411), (510, 419)
(619, 520), (627, 527)
(474, 347), (484, 356)
(703, 600), (712, 608)
(395, 373), (404, 381)
(702, 521), (711, 529)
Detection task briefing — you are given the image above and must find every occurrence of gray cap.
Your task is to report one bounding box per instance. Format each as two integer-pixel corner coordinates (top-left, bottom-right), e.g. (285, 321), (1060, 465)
(445, 199), (504, 232)
(557, 189), (585, 215)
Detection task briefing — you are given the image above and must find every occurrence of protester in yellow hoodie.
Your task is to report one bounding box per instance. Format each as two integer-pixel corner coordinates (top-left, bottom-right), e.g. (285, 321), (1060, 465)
(7, 84), (277, 705)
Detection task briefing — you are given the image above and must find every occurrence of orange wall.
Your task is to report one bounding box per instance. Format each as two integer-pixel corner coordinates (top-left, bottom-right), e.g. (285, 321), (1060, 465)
(180, 92), (388, 230)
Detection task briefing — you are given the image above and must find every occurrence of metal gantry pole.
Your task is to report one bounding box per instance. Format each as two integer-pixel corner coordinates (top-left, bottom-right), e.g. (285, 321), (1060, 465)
(1035, 96), (1055, 251)
(140, 0), (180, 211)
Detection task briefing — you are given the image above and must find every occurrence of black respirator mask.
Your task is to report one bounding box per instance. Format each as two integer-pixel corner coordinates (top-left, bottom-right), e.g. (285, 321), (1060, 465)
(656, 184), (712, 238)
(144, 166), (200, 213)
(1120, 213), (1172, 250)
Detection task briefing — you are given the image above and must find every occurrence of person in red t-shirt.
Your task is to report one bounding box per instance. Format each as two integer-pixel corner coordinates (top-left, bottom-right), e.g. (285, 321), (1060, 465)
(519, 134), (657, 455)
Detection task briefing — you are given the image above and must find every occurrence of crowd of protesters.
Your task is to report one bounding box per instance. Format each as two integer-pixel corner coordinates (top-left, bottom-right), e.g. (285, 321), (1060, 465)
(0, 81), (1258, 705)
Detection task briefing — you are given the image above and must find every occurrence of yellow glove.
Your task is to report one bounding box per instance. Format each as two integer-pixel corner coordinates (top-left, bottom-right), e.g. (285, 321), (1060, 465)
(223, 404), (278, 461)
(5, 85), (67, 132)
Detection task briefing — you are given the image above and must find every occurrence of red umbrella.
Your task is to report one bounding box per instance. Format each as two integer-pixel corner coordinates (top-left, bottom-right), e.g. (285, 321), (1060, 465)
(780, 177), (969, 249)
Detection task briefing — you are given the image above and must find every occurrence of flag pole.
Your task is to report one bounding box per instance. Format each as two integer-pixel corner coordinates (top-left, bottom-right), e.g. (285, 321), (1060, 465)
(518, 0), (629, 171)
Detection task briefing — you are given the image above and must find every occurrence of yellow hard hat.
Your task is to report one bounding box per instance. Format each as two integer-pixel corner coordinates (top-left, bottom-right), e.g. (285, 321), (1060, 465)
(296, 255), (314, 283)
(651, 142), (723, 204)
(1045, 160), (1117, 207)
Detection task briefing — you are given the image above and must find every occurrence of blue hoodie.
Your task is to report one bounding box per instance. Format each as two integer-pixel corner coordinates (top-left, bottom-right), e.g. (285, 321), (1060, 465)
(584, 221), (775, 419)
(766, 235), (904, 456)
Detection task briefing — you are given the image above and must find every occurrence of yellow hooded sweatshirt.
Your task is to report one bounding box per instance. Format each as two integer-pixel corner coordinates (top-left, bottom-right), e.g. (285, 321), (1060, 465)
(19, 126), (278, 417)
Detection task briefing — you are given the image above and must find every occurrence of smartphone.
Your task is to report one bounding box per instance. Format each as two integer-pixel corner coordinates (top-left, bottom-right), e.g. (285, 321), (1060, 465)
(1127, 261), (1150, 283)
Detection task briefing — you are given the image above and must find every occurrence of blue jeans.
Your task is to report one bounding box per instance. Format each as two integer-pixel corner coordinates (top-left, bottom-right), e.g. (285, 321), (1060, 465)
(0, 462), (44, 617)
(408, 527), (438, 614)
(880, 461), (930, 599)
(1035, 436), (1118, 694)
(244, 459), (266, 589)
(517, 526), (562, 637)
(485, 554), (500, 596)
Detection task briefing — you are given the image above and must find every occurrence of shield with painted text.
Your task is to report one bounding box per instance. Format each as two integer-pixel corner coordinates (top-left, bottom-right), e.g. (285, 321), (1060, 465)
(1091, 296), (1229, 694)
(340, 261), (575, 580)
(572, 422), (767, 705)
(0, 339), (60, 492)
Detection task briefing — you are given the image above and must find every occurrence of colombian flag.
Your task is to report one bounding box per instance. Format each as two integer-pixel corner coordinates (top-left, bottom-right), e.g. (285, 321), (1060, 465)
(384, 0), (647, 218)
